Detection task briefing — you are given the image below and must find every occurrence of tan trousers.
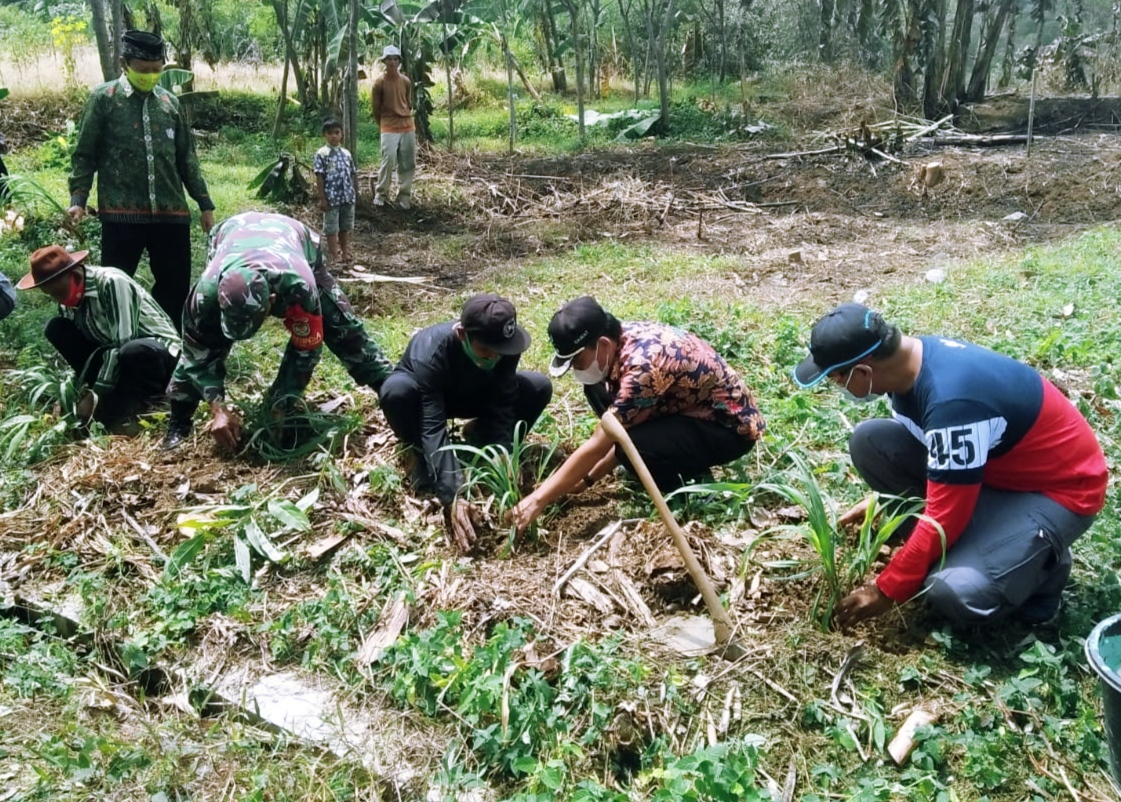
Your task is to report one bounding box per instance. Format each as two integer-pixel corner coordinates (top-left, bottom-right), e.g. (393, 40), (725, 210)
(375, 131), (416, 204)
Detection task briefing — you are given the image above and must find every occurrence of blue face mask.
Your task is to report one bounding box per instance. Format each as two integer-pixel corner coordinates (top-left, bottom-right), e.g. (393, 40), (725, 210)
(840, 365), (883, 404)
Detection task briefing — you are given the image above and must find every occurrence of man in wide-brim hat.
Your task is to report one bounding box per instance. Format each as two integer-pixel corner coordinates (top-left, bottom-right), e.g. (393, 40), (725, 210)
(17, 244), (181, 431)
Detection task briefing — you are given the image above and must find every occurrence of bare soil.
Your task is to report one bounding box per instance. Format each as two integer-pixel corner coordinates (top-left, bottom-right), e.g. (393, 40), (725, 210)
(8, 97), (1121, 654)
(342, 125), (1121, 317)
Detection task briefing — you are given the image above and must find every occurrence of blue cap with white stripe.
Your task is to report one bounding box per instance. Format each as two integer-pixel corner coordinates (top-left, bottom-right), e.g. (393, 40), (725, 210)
(793, 303), (891, 388)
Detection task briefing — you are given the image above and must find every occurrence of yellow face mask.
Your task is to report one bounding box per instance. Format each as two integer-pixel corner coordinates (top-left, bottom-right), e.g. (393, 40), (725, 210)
(125, 67), (161, 93)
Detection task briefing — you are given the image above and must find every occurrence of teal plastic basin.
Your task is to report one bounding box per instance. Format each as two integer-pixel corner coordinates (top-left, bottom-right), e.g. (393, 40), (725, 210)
(1086, 613), (1121, 786)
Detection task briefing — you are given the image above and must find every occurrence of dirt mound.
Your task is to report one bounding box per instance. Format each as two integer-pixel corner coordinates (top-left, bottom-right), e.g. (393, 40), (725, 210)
(340, 132), (1121, 307)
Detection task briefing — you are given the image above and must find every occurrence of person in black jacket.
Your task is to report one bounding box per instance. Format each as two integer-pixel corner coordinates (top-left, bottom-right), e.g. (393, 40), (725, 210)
(379, 294), (552, 552)
(0, 130), (10, 203)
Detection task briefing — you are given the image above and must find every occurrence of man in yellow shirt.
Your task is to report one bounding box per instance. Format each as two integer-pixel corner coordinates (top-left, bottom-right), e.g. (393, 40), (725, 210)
(371, 45), (416, 210)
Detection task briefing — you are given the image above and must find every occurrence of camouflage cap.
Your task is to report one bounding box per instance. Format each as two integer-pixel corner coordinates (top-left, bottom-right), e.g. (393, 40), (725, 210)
(217, 266), (270, 341)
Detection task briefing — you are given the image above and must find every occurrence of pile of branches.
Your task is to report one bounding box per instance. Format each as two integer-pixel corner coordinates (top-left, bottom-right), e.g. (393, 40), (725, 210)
(767, 115), (956, 163)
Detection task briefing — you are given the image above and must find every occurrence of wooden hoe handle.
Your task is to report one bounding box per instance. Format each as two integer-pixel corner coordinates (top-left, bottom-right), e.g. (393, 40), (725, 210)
(599, 410), (736, 646)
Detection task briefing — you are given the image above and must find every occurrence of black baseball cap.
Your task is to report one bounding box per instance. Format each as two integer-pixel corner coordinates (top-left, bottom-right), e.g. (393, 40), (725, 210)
(460, 293), (530, 356)
(793, 303), (893, 388)
(548, 296), (609, 377)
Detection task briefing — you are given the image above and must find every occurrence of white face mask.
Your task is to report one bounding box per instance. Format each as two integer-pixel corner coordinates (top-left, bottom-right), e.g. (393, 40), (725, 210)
(840, 365), (883, 404)
(572, 341), (609, 385)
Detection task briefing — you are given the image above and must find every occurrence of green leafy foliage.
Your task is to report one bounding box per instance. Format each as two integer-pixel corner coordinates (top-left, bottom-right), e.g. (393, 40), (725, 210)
(247, 152), (312, 203)
(0, 618), (78, 698)
(445, 421), (560, 541)
(241, 399), (364, 462)
(0, 362), (84, 470)
(171, 483), (317, 583)
(384, 615), (649, 780)
(753, 455), (927, 628)
(639, 740), (769, 801)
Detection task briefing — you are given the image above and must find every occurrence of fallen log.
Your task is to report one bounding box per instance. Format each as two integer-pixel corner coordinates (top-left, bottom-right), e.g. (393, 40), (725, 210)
(920, 133), (1030, 147)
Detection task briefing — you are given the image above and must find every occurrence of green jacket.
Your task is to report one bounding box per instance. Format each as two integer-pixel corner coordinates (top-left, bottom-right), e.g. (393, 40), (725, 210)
(69, 76), (214, 225)
(62, 265), (182, 396)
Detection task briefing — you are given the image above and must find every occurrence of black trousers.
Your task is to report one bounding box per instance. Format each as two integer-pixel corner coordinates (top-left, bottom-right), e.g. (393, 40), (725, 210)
(380, 371), (553, 448)
(584, 384), (751, 491)
(100, 221), (192, 330)
(46, 317), (177, 425)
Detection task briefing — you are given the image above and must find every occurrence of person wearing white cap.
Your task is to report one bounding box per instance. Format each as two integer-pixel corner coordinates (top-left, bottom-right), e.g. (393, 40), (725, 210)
(371, 44), (416, 209)
(511, 296), (765, 537)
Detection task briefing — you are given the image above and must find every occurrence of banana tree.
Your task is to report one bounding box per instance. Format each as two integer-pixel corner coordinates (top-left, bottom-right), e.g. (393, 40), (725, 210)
(268, 0), (352, 114)
(466, 0), (538, 152)
(413, 0), (472, 150)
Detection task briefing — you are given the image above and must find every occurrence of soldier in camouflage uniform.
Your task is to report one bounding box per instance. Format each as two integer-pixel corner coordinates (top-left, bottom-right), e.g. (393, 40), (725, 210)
(68, 30), (215, 327)
(161, 212), (393, 451)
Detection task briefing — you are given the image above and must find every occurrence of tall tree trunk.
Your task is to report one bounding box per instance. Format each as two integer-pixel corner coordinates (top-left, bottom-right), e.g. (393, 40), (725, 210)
(717, 0), (727, 81)
(503, 36), (518, 153)
(444, 21), (455, 150)
(271, 0), (309, 108)
(892, 0), (921, 106)
(172, 0), (196, 91)
(541, 5), (567, 92)
(617, 0), (641, 103)
(966, 0), (1015, 100)
(90, 0), (116, 81)
(819, 0), (836, 62)
(273, 55), (290, 139)
(856, 0), (875, 65)
(318, 18), (329, 109)
(344, 0), (359, 156)
(653, 0), (676, 131)
(998, 5), (1018, 87)
(561, 0), (586, 138)
(588, 0), (602, 97)
(941, 0), (974, 105)
(922, 0), (948, 118)
(641, 0), (655, 97)
(111, 0), (124, 63)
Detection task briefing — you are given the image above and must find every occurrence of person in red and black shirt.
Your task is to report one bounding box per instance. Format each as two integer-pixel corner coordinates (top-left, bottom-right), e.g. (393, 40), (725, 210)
(794, 303), (1107, 628)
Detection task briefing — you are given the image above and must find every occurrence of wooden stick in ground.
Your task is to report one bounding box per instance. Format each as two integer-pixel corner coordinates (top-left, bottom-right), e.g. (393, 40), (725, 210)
(599, 409), (737, 648)
(554, 519), (634, 595)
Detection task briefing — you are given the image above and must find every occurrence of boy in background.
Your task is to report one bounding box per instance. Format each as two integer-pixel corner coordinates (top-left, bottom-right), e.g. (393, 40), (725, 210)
(313, 117), (357, 264)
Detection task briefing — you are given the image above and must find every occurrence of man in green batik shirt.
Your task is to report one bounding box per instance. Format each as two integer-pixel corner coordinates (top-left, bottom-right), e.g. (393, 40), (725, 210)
(68, 29), (215, 327)
(162, 212), (393, 451)
(16, 245), (180, 432)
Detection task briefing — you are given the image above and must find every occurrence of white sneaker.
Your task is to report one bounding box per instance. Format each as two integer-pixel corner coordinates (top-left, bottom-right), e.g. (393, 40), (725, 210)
(373, 197), (386, 207)
(397, 198), (412, 210)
